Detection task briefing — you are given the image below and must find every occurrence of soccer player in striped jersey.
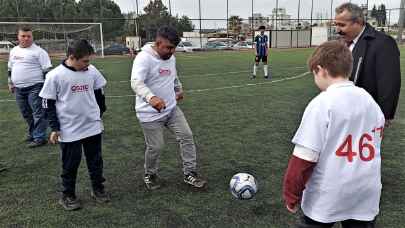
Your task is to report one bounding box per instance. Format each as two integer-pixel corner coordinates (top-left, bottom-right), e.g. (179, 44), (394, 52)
(252, 25), (270, 79)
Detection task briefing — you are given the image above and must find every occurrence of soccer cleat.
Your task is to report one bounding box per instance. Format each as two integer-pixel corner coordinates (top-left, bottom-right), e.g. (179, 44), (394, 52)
(264, 76), (269, 79)
(184, 172), (207, 188)
(27, 139), (47, 148)
(250, 75), (256, 79)
(91, 188), (110, 203)
(59, 194), (82, 211)
(144, 174), (161, 190)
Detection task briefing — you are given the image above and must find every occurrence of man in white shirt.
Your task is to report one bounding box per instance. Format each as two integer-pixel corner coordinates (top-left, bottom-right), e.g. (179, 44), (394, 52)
(283, 41), (384, 228)
(7, 27), (52, 147)
(40, 40), (109, 211)
(131, 26), (206, 190)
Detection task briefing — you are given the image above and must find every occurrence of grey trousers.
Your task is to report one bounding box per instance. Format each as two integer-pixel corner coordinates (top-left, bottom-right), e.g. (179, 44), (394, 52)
(140, 106), (197, 175)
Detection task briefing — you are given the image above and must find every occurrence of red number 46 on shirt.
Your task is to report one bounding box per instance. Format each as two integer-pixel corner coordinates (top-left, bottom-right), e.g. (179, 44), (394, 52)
(335, 127), (384, 162)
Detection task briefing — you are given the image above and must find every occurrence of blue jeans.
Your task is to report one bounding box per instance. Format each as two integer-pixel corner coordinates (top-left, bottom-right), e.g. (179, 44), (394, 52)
(15, 83), (48, 141)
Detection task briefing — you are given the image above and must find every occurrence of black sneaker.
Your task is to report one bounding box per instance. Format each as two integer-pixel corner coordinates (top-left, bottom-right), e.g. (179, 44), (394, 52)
(27, 139), (47, 148)
(91, 188), (110, 203)
(59, 194), (81, 211)
(144, 174), (161, 190)
(184, 172), (207, 188)
(264, 76), (269, 79)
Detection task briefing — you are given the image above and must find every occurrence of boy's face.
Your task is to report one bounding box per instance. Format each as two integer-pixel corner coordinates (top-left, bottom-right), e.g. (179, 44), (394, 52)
(260, 29), (265, 35)
(69, 55), (91, 71)
(155, 37), (176, 60)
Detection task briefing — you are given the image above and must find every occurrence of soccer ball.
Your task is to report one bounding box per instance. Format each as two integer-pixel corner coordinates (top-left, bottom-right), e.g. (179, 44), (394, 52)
(229, 173), (258, 200)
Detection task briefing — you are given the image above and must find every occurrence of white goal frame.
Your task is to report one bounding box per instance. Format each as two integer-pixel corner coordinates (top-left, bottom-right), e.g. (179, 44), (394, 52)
(0, 21), (104, 57)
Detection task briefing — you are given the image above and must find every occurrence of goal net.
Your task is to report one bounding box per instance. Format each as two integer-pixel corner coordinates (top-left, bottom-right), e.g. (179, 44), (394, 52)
(0, 22), (104, 57)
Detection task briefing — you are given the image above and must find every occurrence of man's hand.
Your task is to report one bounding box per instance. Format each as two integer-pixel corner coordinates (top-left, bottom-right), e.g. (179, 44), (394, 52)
(8, 84), (15, 94)
(175, 91), (184, 101)
(149, 96), (166, 112)
(49, 131), (60, 144)
(286, 203), (298, 214)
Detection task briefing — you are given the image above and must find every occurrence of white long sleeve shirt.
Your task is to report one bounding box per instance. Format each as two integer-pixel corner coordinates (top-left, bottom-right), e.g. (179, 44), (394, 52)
(131, 44), (182, 122)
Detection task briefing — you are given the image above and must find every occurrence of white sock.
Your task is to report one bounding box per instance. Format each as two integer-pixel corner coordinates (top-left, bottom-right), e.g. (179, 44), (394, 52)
(264, 65), (268, 76)
(253, 65), (257, 76)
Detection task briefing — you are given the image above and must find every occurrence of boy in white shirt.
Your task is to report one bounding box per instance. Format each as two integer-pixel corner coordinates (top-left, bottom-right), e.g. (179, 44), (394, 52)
(39, 40), (109, 211)
(131, 26), (206, 190)
(283, 40), (384, 228)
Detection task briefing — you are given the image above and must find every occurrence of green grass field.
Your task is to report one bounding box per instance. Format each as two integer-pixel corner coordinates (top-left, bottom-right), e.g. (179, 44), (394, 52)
(0, 48), (404, 228)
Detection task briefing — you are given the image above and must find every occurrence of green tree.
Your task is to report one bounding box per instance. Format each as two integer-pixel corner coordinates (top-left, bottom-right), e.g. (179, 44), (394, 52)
(138, 0), (193, 42)
(228, 15), (242, 36)
(377, 4), (387, 26)
(77, 0), (125, 39)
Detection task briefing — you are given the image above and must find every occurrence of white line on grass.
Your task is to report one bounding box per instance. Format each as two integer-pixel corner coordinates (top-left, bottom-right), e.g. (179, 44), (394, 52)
(0, 71), (310, 102)
(107, 71), (310, 98)
(111, 66), (307, 83)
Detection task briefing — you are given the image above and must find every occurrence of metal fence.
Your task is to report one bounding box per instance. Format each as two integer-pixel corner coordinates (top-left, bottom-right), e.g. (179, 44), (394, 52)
(0, 0), (403, 55)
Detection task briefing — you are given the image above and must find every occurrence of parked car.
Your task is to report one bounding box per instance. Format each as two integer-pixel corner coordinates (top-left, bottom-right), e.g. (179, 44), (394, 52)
(233, 41), (254, 50)
(99, 43), (129, 55)
(204, 41), (229, 50)
(176, 41), (200, 52)
(0, 41), (15, 54)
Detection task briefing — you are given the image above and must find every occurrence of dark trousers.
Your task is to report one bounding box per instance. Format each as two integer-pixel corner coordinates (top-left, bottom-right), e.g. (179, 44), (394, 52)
(59, 134), (105, 196)
(15, 83), (48, 141)
(297, 215), (375, 228)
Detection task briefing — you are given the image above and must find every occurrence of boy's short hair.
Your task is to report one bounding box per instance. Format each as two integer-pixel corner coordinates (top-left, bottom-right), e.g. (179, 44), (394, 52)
(259, 25), (266, 30)
(308, 40), (353, 78)
(156, 26), (181, 46)
(67, 39), (95, 59)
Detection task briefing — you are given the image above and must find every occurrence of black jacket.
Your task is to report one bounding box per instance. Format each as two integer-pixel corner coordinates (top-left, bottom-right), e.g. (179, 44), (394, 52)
(351, 23), (401, 120)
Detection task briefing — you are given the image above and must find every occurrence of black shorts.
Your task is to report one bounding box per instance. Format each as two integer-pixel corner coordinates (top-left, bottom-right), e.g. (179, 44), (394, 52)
(255, 55), (267, 63)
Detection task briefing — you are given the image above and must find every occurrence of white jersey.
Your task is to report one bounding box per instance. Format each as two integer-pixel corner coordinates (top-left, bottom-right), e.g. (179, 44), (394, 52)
(39, 63), (107, 142)
(131, 44), (178, 122)
(292, 81), (385, 223)
(8, 43), (52, 88)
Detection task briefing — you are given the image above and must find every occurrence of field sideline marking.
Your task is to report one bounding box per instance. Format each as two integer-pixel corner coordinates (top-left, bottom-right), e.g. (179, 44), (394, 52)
(111, 66), (306, 83)
(0, 71), (310, 103)
(107, 71), (310, 98)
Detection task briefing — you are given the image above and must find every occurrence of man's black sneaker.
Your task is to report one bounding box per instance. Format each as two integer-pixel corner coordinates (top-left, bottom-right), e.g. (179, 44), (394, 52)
(184, 172), (207, 188)
(144, 174), (161, 190)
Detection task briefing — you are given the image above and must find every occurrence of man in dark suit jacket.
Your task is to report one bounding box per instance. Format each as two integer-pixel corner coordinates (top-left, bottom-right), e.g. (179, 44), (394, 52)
(335, 3), (401, 125)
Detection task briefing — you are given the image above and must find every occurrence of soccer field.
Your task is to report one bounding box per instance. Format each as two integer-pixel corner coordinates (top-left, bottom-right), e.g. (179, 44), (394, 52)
(0, 48), (404, 227)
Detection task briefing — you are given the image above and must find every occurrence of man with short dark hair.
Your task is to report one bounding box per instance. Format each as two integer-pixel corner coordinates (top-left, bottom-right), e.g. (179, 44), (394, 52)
(335, 2), (401, 126)
(8, 27), (52, 147)
(131, 26), (207, 190)
(39, 39), (109, 210)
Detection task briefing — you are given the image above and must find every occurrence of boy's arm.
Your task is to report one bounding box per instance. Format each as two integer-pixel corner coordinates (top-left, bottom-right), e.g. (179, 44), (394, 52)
(94, 88), (106, 117)
(174, 68), (183, 101)
(42, 98), (60, 144)
(7, 51), (15, 93)
(283, 145), (318, 213)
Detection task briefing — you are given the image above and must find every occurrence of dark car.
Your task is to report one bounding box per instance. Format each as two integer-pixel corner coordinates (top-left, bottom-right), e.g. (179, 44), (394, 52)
(100, 43), (130, 55)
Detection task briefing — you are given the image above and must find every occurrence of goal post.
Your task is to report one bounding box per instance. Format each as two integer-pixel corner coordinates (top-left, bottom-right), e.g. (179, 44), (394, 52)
(0, 21), (104, 58)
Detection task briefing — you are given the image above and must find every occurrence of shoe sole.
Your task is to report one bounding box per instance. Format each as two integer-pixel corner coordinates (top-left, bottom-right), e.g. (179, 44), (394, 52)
(184, 180), (207, 188)
(144, 183), (161, 190)
(58, 199), (81, 211)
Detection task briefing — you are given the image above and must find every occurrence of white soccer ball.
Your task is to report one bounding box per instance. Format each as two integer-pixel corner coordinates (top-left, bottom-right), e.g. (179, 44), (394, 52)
(229, 173), (258, 200)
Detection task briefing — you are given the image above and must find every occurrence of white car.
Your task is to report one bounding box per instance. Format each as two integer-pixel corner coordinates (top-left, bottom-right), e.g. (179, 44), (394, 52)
(232, 41), (254, 50)
(0, 41), (15, 54)
(176, 41), (199, 53)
